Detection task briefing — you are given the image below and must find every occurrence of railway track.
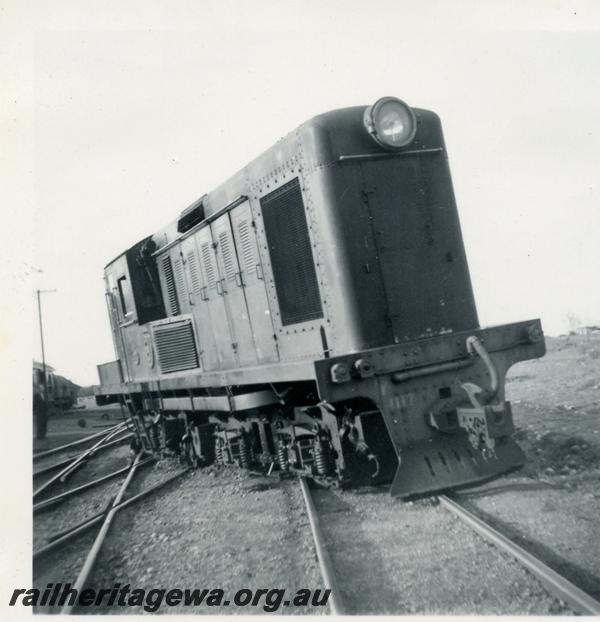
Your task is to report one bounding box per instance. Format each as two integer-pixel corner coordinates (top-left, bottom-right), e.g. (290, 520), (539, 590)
(33, 433), (599, 615)
(299, 479), (600, 615)
(299, 477), (347, 614)
(437, 494), (600, 615)
(55, 453), (189, 615)
(33, 422), (190, 615)
(33, 422), (134, 499)
(34, 464), (324, 614)
(33, 422), (128, 461)
(33, 458), (190, 614)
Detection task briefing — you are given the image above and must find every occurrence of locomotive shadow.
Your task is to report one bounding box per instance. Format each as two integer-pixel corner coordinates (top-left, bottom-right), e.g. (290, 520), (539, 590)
(310, 485), (417, 614)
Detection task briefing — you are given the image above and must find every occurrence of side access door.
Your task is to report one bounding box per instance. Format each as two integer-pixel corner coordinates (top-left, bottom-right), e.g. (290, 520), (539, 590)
(180, 236), (220, 371)
(211, 213), (258, 367)
(229, 200), (278, 363)
(195, 226), (237, 369)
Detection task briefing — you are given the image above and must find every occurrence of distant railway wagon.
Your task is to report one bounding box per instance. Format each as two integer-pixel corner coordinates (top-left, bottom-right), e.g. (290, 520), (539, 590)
(95, 97), (545, 497)
(33, 361), (79, 411)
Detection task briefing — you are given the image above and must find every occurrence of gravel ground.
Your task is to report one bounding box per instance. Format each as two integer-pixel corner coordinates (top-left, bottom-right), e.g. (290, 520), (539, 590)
(506, 334), (600, 472)
(35, 461), (326, 615)
(312, 484), (574, 615)
(33, 453), (597, 616)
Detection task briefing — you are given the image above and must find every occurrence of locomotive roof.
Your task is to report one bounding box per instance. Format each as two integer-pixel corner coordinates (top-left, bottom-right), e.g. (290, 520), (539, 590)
(106, 103), (438, 268)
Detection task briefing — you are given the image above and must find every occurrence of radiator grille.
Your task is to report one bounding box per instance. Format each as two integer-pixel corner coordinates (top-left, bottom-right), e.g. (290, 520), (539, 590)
(153, 319), (199, 373)
(261, 178), (323, 325)
(160, 255), (180, 316)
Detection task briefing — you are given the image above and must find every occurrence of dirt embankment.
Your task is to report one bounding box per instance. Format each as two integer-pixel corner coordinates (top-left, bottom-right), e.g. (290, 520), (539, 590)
(506, 334), (600, 479)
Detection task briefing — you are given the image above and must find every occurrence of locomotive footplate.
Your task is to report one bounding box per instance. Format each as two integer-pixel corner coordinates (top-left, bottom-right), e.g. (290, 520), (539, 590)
(389, 434), (525, 498)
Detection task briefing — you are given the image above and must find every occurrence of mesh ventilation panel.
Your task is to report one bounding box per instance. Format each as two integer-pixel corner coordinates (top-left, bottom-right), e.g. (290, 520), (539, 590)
(261, 178), (323, 326)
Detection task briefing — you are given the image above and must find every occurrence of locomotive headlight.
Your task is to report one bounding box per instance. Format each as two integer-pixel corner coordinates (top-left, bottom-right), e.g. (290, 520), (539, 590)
(363, 96), (417, 149)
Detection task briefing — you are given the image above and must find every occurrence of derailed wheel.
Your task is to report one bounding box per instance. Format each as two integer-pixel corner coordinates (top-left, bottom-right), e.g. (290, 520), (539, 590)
(191, 424), (215, 466)
(185, 436), (200, 468)
(181, 424), (212, 468)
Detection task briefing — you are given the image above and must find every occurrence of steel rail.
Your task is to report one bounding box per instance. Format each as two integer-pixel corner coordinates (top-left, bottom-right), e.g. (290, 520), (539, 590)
(33, 432), (133, 492)
(33, 456), (156, 513)
(33, 422), (126, 460)
(33, 467), (190, 562)
(32, 432), (133, 479)
(60, 452), (144, 615)
(299, 477), (348, 615)
(33, 427), (132, 499)
(438, 494), (600, 616)
(58, 432), (134, 482)
(33, 455), (80, 478)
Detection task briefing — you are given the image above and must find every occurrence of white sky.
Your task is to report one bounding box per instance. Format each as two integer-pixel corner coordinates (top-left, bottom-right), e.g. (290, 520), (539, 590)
(4, 1), (600, 386)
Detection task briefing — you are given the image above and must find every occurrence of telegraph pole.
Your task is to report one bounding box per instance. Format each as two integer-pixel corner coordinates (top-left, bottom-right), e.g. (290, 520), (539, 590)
(36, 288), (56, 439)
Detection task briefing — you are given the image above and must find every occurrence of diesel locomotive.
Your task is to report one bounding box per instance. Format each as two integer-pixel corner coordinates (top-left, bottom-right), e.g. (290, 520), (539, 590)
(95, 97), (545, 497)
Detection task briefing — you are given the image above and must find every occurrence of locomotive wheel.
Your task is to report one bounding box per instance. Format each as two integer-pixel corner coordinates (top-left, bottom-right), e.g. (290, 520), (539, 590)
(180, 436), (199, 468)
(187, 439), (200, 468)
